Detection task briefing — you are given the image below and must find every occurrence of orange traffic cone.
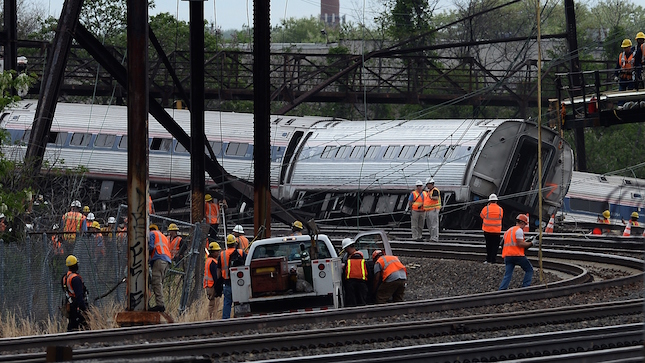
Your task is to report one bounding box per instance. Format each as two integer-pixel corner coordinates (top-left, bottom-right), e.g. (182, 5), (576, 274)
(545, 214), (555, 234)
(523, 213), (529, 232)
(622, 222), (632, 237)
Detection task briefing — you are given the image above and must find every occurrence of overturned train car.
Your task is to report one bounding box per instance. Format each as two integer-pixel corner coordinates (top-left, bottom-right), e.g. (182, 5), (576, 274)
(0, 102), (574, 229)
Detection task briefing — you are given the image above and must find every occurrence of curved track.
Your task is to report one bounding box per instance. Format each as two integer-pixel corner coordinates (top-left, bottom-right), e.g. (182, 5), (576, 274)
(0, 240), (642, 362)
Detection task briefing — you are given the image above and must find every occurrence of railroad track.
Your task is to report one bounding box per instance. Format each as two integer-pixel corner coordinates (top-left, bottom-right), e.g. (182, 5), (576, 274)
(1, 244), (642, 361)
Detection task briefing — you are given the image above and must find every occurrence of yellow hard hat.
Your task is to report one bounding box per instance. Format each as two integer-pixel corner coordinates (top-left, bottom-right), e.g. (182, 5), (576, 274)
(168, 223), (179, 231)
(82, 206), (90, 213)
(621, 38), (633, 48)
(226, 234), (236, 245)
(66, 255), (78, 267)
(149, 224), (159, 230)
(292, 220), (303, 230)
(636, 32), (645, 40)
(631, 211), (639, 218)
(602, 210), (610, 219)
(91, 221), (100, 229)
(205, 194), (213, 202)
(208, 241), (221, 251)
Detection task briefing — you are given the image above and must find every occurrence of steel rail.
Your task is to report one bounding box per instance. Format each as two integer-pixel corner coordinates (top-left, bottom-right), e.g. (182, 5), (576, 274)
(249, 324), (644, 363)
(1, 301), (641, 362)
(0, 247), (641, 355)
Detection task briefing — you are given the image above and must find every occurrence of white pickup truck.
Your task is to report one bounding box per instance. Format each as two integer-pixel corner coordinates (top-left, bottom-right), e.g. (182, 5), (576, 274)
(230, 230), (393, 316)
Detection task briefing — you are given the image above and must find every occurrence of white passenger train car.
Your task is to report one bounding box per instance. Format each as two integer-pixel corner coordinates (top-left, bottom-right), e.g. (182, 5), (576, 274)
(0, 101), (574, 229)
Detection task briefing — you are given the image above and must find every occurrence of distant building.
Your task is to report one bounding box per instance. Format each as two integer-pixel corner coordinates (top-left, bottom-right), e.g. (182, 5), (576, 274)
(320, 0), (343, 27)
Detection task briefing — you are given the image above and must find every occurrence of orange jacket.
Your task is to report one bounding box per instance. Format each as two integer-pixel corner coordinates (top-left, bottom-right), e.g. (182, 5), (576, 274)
(619, 52), (635, 80)
(62, 211), (85, 242)
(375, 255), (407, 281)
(205, 201), (220, 224)
(502, 226), (525, 257)
(219, 248), (243, 280)
(203, 257), (217, 288)
(65, 271), (82, 298)
(236, 235), (249, 251)
(150, 230), (171, 260)
(169, 235), (182, 258)
(423, 188), (441, 211)
(410, 190), (424, 211)
(480, 203), (503, 233)
(345, 258), (368, 280)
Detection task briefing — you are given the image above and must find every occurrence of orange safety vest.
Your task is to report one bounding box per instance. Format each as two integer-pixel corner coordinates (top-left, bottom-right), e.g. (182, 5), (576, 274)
(52, 235), (63, 255)
(602, 218), (610, 225)
(169, 235), (182, 258)
(480, 203), (503, 233)
(410, 190), (424, 211)
(150, 230), (171, 259)
(345, 258), (367, 280)
(148, 195), (154, 214)
(375, 255), (407, 281)
(423, 187), (441, 211)
(64, 271), (82, 298)
(62, 212), (85, 242)
(631, 220), (640, 227)
(205, 201), (220, 224)
(619, 52), (634, 80)
(219, 248), (243, 280)
(203, 257), (217, 288)
(236, 235), (249, 251)
(502, 226), (525, 257)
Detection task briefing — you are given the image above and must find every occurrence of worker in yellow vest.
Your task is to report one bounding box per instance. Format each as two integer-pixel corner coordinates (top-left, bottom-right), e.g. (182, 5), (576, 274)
(424, 178), (441, 242)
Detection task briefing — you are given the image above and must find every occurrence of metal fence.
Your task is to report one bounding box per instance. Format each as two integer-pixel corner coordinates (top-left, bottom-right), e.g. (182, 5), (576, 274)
(0, 209), (206, 323)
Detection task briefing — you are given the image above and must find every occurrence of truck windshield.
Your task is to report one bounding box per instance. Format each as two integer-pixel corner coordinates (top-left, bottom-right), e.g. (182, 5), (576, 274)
(252, 240), (332, 261)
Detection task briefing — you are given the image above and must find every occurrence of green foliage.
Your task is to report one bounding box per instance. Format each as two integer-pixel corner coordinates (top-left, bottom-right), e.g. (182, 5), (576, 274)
(79, 0), (127, 42)
(377, 0), (435, 45)
(272, 16), (329, 44)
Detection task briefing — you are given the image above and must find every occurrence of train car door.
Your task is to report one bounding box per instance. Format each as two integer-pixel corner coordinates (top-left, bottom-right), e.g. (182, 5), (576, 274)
(278, 131), (312, 200)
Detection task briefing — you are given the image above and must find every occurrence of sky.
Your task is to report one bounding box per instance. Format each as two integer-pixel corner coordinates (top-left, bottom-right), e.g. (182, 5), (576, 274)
(38, 0), (460, 31)
(39, 0), (645, 32)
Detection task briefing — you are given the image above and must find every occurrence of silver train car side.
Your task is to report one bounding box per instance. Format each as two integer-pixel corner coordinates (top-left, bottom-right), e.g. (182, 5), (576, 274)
(0, 102), (574, 229)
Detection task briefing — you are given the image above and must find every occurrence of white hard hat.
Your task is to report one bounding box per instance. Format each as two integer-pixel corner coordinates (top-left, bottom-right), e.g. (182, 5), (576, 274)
(108, 217), (116, 224)
(426, 177), (435, 184)
(488, 194), (498, 201)
(86, 213), (95, 221)
(415, 180), (424, 186)
(233, 225), (244, 233)
(341, 238), (355, 249)
(71, 200), (81, 208)
(0, 213), (4, 219)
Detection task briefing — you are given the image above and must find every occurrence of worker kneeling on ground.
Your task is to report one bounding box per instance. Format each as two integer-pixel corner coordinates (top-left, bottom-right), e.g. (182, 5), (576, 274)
(372, 250), (407, 304)
(204, 241), (223, 320)
(342, 238), (369, 306)
(498, 214), (537, 290)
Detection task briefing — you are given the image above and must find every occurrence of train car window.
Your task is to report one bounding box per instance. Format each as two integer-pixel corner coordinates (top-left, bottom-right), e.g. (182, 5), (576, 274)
(349, 146), (365, 159)
(359, 195), (375, 213)
(321, 146), (335, 159)
(94, 134), (116, 148)
(336, 145), (351, 159)
(414, 145), (432, 158)
(624, 180), (633, 185)
(21, 130), (31, 145)
(383, 146), (400, 159)
(48, 132), (66, 146)
(176, 142), (187, 153)
(632, 193), (643, 199)
(365, 145), (381, 159)
(150, 138), (172, 152)
(428, 145), (448, 160)
(209, 141), (223, 155)
(118, 136), (128, 150)
(569, 197), (608, 214)
(226, 142), (248, 156)
(70, 133), (91, 147)
(375, 195), (397, 213)
(399, 145), (415, 159)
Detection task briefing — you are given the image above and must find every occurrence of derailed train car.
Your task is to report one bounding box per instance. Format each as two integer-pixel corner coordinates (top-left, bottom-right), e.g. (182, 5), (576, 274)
(0, 102), (574, 229)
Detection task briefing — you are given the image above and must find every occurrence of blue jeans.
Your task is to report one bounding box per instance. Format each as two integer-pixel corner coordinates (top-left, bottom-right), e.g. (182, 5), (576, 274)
(498, 256), (533, 290)
(222, 284), (232, 319)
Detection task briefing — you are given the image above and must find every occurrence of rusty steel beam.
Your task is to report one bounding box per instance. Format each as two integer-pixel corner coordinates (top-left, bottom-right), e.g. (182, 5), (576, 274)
(189, 1), (205, 224)
(125, 0), (149, 312)
(24, 0), (84, 175)
(254, 0), (271, 238)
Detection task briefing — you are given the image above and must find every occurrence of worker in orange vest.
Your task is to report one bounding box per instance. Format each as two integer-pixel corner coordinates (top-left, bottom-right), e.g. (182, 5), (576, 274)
(205, 194), (226, 240)
(232, 225), (249, 251)
(615, 38), (635, 92)
(342, 238), (369, 306)
(629, 211), (640, 227)
(408, 180), (425, 241)
(204, 241), (223, 320)
(218, 234), (245, 319)
(61, 200), (87, 243)
(480, 194), (504, 264)
(424, 177), (441, 242)
(149, 224), (171, 312)
(62, 255), (88, 331)
(498, 214), (536, 290)
(167, 223), (185, 263)
(372, 250), (407, 304)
